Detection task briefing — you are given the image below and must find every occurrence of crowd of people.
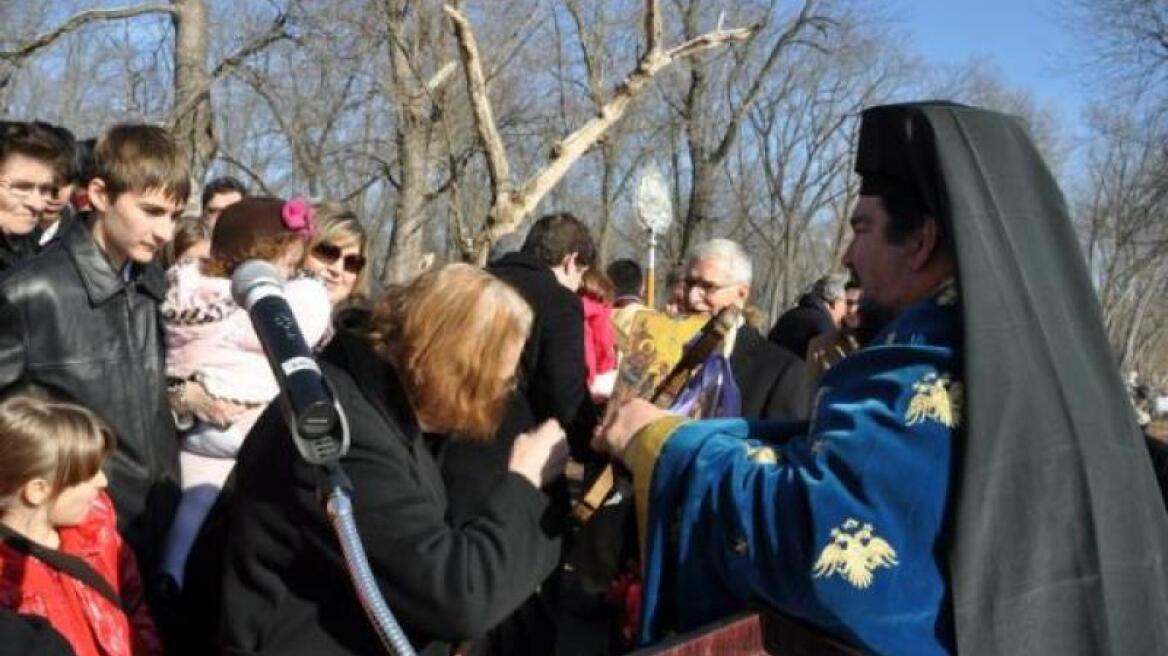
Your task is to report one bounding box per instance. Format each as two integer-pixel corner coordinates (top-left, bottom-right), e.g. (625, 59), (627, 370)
(0, 101), (1163, 656)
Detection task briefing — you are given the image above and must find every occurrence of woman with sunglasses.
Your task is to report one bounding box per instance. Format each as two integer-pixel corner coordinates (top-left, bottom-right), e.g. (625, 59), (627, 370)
(301, 202), (370, 306)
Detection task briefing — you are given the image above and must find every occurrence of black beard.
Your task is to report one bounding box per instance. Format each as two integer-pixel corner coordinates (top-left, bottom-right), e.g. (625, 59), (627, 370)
(853, 297), (898, 346)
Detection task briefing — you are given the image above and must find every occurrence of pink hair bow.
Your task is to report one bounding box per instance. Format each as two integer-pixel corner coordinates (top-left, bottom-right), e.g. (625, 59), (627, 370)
(282, 196), (315, 242)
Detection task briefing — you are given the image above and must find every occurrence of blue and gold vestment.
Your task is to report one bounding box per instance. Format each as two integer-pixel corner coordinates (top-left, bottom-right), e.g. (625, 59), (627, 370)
(628, 283), (961, 655)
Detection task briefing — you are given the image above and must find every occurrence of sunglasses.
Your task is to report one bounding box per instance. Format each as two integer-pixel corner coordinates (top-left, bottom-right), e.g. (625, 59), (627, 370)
(311, 242), (366, 274)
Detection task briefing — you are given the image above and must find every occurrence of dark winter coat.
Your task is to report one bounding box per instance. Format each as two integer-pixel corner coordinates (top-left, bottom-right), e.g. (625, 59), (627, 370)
(487, 251), (597, 456)
(217, 324), (561, 655)
(0, 231), (40, 275)
(731, 325), (814, 420)
(0, 216), (178, 573)
(767, 294), (836, 360)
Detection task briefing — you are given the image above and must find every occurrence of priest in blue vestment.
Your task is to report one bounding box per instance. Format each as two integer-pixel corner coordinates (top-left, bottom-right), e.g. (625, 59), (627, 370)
(595, 102), (1168, 656)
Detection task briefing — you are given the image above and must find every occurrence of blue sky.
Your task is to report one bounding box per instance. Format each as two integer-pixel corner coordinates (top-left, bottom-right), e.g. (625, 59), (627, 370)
(899, 0), (1087, 132)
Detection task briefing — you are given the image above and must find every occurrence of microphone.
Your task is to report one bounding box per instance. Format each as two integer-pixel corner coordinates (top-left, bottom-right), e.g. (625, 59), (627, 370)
(231, 260), (348, 465)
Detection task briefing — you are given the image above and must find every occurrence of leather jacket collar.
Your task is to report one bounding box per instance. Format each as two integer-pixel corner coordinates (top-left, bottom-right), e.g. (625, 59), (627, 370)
(63, 213), (166, 305)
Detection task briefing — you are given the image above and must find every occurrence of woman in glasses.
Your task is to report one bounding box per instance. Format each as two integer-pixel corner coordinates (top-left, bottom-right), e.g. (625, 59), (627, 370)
(301, 202), (370, 306)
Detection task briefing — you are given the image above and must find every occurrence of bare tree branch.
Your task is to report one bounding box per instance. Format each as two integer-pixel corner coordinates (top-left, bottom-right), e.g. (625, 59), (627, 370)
(0, 5), (176, 63)
(446, 0), (758, 259)
(425, 60), (458, 92)
(216, 149), (275, 196)
(711, 1), (831, 162)
(444, 4), (512, 196)
(170, 13), (292, 126)
(645, 0), (664, 57)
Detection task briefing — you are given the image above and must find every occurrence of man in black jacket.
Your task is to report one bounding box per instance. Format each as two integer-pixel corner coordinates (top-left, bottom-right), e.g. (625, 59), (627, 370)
(682, 238), (812, 420)
(767, 273), (849, 359)
(442, 213), (597, 510)
(488, 212), (598, 457)
(0, 124), (189, 580)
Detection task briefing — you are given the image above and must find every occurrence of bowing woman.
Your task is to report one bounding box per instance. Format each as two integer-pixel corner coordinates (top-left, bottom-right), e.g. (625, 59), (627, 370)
(217, 263), (568, 655)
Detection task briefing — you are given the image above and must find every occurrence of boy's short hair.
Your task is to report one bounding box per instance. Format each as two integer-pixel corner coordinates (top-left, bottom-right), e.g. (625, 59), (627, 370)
(93, 124), (191, 204)
(201, 175), (248, 209)
(0, 121), (71, 183)
(521, 212), (596, 269)
(606, 258), (643, 298)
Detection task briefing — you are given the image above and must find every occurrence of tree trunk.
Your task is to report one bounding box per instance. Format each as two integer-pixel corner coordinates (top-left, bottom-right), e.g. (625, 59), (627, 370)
(171, 0), (214, 208)
(380, 1), (432, 285)
(680, 155), (715, 259)
(596, 139), (615, 264)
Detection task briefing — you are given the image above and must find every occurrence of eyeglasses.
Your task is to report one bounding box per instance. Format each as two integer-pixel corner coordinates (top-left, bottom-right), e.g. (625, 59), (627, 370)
(311, 242), (366, 274)
(0, 179), (57, 200)
(684, 277), (737, 296)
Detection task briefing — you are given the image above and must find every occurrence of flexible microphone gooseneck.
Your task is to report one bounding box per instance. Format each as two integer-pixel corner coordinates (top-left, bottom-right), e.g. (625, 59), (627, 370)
(231, 260), (416, 656)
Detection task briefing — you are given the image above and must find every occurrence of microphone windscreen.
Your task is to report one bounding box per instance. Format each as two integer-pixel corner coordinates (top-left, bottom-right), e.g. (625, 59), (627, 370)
(231, 260), (282, 309)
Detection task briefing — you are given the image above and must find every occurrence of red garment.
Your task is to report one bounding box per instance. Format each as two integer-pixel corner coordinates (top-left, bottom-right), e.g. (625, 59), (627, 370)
(580, 296), (617, 386)
(0, 492), (162, 656)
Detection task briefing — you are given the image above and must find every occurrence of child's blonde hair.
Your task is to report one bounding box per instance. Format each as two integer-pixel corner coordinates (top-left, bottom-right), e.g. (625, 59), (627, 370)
(0, 392), (114, 509)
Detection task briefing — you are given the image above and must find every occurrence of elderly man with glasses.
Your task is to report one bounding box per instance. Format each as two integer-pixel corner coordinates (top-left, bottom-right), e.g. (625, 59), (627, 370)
(679, 238), (813, 421)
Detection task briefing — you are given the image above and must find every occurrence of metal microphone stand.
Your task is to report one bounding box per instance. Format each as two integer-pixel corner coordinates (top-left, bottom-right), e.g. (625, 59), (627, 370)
(284, 381), (418, 656)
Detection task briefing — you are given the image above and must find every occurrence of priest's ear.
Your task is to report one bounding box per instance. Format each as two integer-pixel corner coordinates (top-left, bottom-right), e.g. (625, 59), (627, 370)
(906, 215), (943, 272)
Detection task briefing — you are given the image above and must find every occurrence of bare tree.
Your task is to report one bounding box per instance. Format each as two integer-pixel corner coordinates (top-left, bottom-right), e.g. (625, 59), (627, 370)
(0, 4), (174, 92)
(445, 0), (759, 263)
(1076, 107), (1168, 372)
(669, 0), (832, 263)
(740, 24), (909, 320)
(0, 0), (290, 204)
(1056, 0), (1168, 377)
(1059, 0), (1168, 106)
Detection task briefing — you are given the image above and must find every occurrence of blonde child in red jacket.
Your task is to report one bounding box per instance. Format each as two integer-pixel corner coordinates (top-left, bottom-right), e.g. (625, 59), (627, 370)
(0, 392), (161, 656)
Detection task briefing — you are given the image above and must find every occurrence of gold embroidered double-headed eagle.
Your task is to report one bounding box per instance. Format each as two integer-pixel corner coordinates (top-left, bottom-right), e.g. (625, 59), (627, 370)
(812, 518), (899, 589)
(905, 372), (963, 428)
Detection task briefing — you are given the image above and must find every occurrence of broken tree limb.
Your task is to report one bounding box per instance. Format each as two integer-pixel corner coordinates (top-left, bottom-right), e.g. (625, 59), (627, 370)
(445, 0), (758, 262)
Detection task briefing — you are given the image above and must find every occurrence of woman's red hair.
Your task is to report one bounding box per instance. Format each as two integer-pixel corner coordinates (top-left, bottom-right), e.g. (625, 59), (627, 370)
(369, 264), (532, 440)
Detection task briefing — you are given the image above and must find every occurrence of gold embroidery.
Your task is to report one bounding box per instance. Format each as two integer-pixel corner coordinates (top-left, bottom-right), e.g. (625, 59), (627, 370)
(744, 444), (779, 464)
(905, 372), (963, 428)
(733, 537), (748, 556)
(812, 519), (899, 589)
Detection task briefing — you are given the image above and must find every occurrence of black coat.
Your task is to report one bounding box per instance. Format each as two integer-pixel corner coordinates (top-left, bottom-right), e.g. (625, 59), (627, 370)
(730, 325), (813, 420)
(767, 294), (836, 360)
(487, 252), (597, 456)
(0, 217), (178, 572)
(0, 608), (74, 656)
(0, 231), (39, 275)
(218, 326), (561, 655)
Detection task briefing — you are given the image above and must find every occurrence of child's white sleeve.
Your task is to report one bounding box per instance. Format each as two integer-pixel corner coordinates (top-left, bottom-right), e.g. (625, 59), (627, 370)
(283, 277), (333, 348)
